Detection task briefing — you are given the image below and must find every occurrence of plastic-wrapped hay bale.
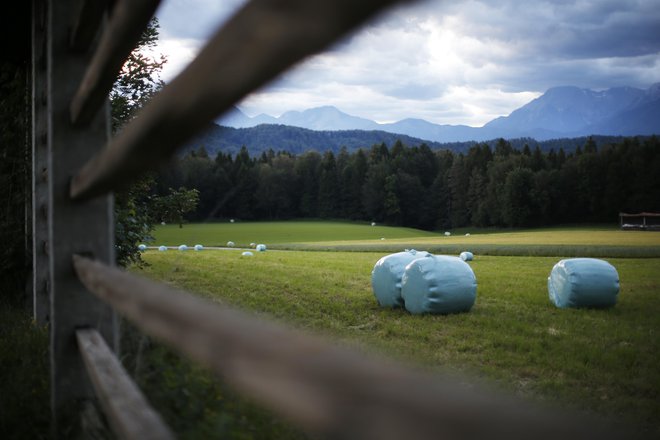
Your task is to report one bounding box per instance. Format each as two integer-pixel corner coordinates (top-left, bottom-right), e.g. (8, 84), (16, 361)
(227, 241), (235, 247)
(178, 244), (188, 251)
(256, 244), (267, 252)
(138, 244), (147, 251)
(548, 258), (619, 309)
(158, 245), (167, 252)
(242, 251), (253, 257)
(371, 249), (432, 308)
(459, 251), (473, 261)
(194, 244), (204, 251)
(402, 255), (477, 314)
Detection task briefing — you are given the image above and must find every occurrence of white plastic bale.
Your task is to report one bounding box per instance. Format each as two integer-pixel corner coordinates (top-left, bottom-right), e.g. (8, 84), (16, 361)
(178, 244), (188, 251)
(402, 255), (477, 315)
(194, 244), (204, 251)
(548, 258), (619, 308)
(227, 241), (235, 247)
(158, 245), (167, 251)
(256, 244), (267, 252)
(371, 250), (432, 308)
(242, 251), (254, 257)
(138, 244), (147, 251)
(459, 251), (474, 261)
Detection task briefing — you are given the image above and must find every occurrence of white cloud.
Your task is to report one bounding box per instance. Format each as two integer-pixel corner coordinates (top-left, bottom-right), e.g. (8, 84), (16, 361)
(154, 0), (660, 126)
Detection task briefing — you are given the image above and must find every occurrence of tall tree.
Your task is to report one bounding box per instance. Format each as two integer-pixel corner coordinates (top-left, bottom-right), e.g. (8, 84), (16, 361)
(112, 18), (167, 266)
(318, 151), (339, 218)
(502, 168), (535, 227)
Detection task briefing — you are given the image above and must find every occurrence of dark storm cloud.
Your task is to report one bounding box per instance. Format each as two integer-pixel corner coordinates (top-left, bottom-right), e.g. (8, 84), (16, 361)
(155, 0), (660, 125)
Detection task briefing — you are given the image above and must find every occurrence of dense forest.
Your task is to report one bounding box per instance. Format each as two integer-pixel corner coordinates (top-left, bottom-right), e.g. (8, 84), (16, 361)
(185, 122), (633, 157)
(155, 136), (660, 230)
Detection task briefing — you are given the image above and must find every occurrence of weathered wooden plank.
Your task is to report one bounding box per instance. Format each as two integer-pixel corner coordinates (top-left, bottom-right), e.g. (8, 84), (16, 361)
(72, 254), (626, 440)
(47, 0), (117, 425)
(32, 0), (49, 324)
(70, 0), (162, 125)
(69, 0), (110, 51)
(69, 0), (409, 200)
(76, 328), (175, 440)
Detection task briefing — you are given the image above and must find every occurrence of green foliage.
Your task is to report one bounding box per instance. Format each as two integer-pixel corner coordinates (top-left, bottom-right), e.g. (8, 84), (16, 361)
(120, 322), (306, 439)
(0, 62), (30, 300)
(112, 18), (166, 266)
(0, 301), (50, 438)
(110, 18), (166, 130)
(164, 136), (660, 231)
(152, 187), (200, 228)
(138, 250), (660, 437)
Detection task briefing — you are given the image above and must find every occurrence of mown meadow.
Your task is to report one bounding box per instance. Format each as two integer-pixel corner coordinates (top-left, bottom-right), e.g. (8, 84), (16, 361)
(129, 222), (660, 438)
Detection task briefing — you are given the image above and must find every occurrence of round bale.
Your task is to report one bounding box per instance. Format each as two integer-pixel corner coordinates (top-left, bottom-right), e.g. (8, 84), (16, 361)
(194, 244), (204, 251)
(548, 258), (619, 308)
(256, 244), (267, 252)
(371, 250), (432, 308)
(459, 251), (473, 261)
(138, 244), (147, 251)
(227, 241), (235, 247)
(158, 245), (167, 252)
(178, 244), (188, 251)
(402, 255), (477, 315)
(242, 251), (253, 257)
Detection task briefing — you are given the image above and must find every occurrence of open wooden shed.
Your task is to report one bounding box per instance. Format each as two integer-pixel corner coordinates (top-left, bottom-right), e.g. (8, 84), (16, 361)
(619, 212), (660, 231)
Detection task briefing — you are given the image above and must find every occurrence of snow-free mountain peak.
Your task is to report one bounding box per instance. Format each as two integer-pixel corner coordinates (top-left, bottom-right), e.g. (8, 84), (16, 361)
(216, 84), (660, 142)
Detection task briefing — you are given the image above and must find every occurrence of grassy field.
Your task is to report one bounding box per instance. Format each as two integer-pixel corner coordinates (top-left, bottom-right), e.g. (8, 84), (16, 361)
(137, 248), (660, 437)
(150, 220), (436, 246)
(150, 221), (660, 257)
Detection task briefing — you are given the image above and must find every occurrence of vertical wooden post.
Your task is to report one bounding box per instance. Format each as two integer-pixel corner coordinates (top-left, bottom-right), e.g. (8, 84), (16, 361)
(47, 0), (117, 430)
(32, 0), (49, 325)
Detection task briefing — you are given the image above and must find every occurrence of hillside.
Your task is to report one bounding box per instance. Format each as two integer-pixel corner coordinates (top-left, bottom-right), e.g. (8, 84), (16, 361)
(216, 83), (660, 143)
(183, 123), (633, 157)
(186, 123), (457, 156)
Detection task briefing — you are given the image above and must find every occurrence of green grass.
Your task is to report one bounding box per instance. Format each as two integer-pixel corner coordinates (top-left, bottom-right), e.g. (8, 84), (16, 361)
(0, 301), (50, 438)
(136, 250), (660, 437)
(150, 220), (436, 247)
(151, 222), (660, 257)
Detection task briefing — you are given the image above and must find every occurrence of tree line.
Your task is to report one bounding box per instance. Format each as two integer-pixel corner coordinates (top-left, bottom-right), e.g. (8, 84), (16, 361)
(154, 136), (660, 230)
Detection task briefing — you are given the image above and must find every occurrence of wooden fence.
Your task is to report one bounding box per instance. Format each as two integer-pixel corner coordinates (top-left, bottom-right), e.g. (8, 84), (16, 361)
(31, 0), (629, 438)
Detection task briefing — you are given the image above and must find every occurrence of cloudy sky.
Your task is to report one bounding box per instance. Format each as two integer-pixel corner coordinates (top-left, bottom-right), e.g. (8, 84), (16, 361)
(153, 0), (660, 126)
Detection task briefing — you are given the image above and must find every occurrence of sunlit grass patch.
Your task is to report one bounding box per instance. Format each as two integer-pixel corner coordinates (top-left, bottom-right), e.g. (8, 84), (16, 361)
(137, 250), (660, 436)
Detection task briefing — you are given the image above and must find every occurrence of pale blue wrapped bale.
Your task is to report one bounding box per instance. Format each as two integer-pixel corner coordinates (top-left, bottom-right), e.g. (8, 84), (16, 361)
(402, 255), (477, 315)
(548, 258), (619, 308)
(459, 251), (473, 261)
(371, 250), (432, 308)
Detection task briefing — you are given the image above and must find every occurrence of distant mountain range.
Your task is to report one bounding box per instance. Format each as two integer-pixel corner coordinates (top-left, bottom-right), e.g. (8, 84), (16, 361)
(217, 83), (660, 143)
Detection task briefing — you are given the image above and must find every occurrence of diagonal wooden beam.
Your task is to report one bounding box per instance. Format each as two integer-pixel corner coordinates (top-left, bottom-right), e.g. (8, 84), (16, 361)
(70, 0), (410, 200)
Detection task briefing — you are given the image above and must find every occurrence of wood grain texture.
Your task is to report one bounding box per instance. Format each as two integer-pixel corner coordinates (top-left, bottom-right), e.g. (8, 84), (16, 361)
(77, 328), (175, 440)
(70, 0), (408, 200)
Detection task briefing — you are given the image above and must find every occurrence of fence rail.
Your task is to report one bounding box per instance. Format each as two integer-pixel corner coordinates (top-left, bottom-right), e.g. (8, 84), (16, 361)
(69, 0), (408, 201)
(31, 0), (632, 438)
(72, 255), (623, 440)
(70, 0), (162, 125)
(76, 328), (175, 440)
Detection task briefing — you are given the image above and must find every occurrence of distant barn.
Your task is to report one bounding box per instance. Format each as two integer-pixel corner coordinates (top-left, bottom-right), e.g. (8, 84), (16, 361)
(619, 212), (660, 231)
